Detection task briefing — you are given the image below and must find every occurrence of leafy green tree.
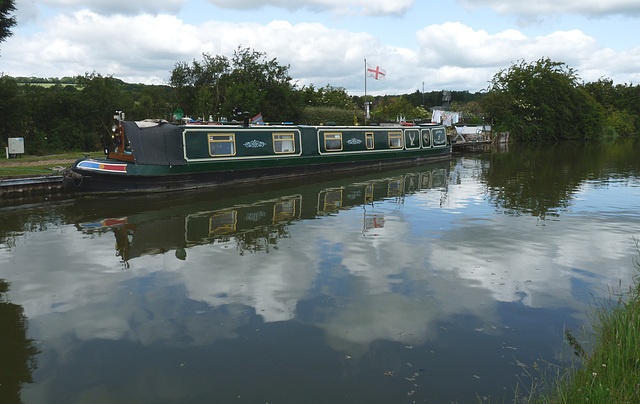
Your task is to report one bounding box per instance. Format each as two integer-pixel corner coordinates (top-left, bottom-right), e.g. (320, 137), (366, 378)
(8, 82), (59, 154)
(30, 85), (82, 152)
(295, 84), (363, 125)
(223, 81), (262, 119)
(221, 46), (297, 121)
(481, 58), (604, 141)
(312, 84), (355, 109)
(0, 75), (25, 145)
(128, 85), (173, 121)
(169, 60), (193, 113)
(169, 53), (230, 120)
(77, 73), (132, 148)
(190, 53), (228, 119)
(298, 84), (357, 124)
(300, 106), (359, 125)
(450, 100), (483, 116)
(372, 96), (429, 122)
(583, 78), (640, 136)
(0, 0), (16, 50)
(375, 96), (413, 121)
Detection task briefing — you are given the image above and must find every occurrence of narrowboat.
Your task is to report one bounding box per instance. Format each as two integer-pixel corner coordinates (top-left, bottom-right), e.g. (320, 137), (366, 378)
(63, 111), (451, 194)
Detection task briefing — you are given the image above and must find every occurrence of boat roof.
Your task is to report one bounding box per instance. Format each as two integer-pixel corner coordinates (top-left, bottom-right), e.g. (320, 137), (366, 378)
(124, 121), (185, 166)
(134, 119), (444, 130)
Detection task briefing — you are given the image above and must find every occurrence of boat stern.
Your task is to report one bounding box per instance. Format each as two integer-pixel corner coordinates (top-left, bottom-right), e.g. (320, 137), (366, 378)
(63, 158), (132, 194)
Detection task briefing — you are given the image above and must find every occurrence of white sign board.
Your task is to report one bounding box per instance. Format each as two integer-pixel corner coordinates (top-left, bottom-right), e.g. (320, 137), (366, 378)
(8, 138), (25, 154)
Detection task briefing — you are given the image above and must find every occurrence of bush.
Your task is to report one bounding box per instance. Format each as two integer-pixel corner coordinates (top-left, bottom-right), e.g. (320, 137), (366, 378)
(300, 106), (361, 126)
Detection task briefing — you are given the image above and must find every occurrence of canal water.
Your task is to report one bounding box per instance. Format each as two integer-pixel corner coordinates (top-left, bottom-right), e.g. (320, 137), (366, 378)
(1, 140), (639, 403)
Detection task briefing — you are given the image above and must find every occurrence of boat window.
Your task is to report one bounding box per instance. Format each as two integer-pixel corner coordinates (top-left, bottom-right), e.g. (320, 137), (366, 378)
(209, 211), (237, 234)
(273, 133), (295, 154)
(324, 133), (343, 151)
(388, 178), (403, 196)
(365, 184), (374, 202)
(208, 134), (236, 156)
(388, 132), (403, 148)
(322, 190), (343, 211)
(365, 132), (374, 149)
(432, 128), (447, 146)
(273, 199), (296, 222)
(422, 130), (431, 147)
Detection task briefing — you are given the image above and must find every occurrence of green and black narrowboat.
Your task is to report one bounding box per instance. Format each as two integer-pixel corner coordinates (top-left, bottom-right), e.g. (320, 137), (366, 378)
(63, 112), (451, 194)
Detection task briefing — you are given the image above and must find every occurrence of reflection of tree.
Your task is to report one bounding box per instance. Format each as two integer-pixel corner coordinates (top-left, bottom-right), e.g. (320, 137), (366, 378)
(483, 140), (640, 219)
(0, 279), (40, 404)
(0, 205), (70, 249)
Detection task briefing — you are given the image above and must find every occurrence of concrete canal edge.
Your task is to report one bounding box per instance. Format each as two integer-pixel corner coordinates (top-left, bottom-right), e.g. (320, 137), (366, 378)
(0, 175), (74, 200)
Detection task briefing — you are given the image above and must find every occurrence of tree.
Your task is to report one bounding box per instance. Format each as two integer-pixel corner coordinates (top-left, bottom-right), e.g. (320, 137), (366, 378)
(300, 106), (359, 126)
(0, 0), (16, 50)
(128, 85), (174, 121)
(481, 58), (604, 141)
(375, 96), (415, 121)
(170, 48), (297, 122)
(583, 79), (640, 136)
(169, 53), (230, 120)
(0, 74), (25, 145)
(77, 73), (132, 148)
(221, 46), (297, 121)
(308, 84), (355, 109)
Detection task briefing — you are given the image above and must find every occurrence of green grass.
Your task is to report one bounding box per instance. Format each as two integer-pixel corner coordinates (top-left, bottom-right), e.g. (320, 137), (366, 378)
(0, 152), (94, 163)
(0, 152), (100, 177)
(530, 252), (640, 403)
(0, 165), (66, 177)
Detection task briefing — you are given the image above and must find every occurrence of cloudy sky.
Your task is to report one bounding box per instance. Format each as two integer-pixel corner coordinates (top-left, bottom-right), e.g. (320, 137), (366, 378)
(2, 0), (639, 94)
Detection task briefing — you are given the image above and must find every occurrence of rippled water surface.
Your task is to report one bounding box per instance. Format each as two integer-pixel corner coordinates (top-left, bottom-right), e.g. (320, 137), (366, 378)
(1, 140), (639, 403)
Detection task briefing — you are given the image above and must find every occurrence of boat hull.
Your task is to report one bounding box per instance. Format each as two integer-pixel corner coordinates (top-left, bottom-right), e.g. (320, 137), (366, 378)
(65, 151), (450, 194)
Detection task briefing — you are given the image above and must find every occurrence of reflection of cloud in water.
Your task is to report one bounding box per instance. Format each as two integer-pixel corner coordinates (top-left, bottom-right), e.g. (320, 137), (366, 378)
(422, 171), (640, 311)
(181, 241), (316, 323)
(309, 209), (501, 354)
(3, 226), (133, 318)
(434, 212), (638, 308)
(3, 172), (639, 363)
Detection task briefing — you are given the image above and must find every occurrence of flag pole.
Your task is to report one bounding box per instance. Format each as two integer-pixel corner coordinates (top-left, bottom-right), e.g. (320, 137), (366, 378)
(364, 58), (368, 125)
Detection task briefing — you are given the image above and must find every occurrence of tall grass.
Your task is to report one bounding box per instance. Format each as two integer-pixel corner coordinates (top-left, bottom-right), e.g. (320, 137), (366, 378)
(534, 250), (640, 403)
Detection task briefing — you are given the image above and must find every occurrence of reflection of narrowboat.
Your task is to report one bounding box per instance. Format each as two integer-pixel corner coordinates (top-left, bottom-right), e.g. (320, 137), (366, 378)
(75, 164), (450, 261)
(185, 195), (303, 246)
(63, 112), (451, 194)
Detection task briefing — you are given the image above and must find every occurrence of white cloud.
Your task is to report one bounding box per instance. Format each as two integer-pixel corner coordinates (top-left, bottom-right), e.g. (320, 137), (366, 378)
(460, 0), (640, 17)
(203, 0), (414, 15)
(3, 9), (639, 91)
(33, 0), (187, 15)
(4, 10), (199, 83)
(14, 0), (42, 24)
(416, 23), (597, 67)
(415, 22), (640, 87)
(26, 0), (640, 18)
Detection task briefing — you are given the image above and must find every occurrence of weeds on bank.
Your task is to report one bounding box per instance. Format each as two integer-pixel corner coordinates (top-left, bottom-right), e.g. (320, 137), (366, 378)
(527, 247), (640, 403)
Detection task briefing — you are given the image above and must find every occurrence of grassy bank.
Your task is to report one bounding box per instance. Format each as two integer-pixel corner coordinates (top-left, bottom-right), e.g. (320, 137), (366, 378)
(534, 258), (640, 403)
(0, 152), (98, 177)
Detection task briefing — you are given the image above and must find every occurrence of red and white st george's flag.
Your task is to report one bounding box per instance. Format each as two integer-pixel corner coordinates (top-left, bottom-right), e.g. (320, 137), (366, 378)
(366, 63), (386, 80)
